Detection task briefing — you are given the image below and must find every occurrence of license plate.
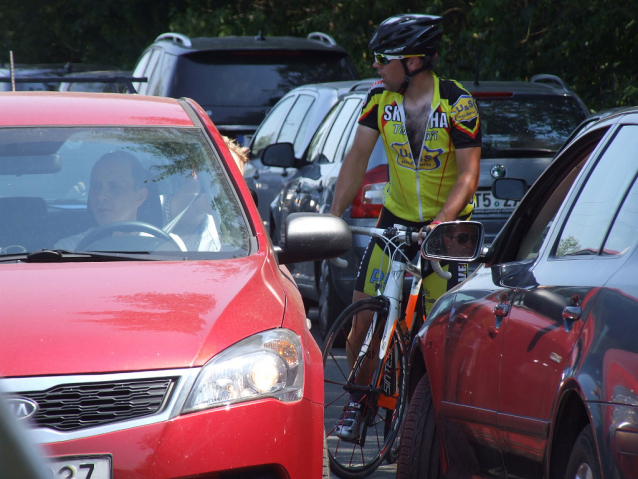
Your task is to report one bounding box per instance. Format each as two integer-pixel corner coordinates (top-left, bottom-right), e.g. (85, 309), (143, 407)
(48, 455), (112, 479)
(474, 191), (520, 213)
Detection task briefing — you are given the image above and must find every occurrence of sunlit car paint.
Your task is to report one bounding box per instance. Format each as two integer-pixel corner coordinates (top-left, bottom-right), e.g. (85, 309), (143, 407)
(0, 92), (345, 479)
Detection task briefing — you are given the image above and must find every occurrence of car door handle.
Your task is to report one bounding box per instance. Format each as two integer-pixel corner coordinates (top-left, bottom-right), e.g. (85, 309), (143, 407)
(494, 303), (509, 317)
(562, 305), (581, 322)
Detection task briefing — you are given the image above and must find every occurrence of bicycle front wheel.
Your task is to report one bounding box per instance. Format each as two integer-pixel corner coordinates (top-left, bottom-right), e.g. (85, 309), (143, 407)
(323, 297), (408, 479)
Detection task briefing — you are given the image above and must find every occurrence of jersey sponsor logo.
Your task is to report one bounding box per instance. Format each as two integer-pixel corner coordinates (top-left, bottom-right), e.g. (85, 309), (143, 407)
(390, 140), (442, 171)
(452, 95), (479, 122)
(429, 112), (449, 129)
(383, 105), (403, 122)
(418, 145), (443, 170)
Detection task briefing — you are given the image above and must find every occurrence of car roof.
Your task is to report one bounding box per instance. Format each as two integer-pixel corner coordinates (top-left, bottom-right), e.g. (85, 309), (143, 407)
(0, 92), (194, 126)
(151, 33), (349, 55)
(460, 80), (580, 96)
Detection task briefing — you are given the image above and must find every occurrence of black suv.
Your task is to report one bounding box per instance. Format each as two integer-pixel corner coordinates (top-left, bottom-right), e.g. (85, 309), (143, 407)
(131, 32), (359, 144)
(262, 74), (589, 334)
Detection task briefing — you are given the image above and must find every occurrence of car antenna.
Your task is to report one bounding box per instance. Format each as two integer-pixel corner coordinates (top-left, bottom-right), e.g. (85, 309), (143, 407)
(255, 31), (266, 41)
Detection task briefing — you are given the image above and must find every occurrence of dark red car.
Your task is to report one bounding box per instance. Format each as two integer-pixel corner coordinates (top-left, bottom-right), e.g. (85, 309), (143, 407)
(401, 108), (638, 478)
(0, 91), (350, 479)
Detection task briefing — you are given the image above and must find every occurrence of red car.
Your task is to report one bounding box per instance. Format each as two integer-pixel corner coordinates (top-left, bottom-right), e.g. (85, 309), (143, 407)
(0, 92), (350, 479)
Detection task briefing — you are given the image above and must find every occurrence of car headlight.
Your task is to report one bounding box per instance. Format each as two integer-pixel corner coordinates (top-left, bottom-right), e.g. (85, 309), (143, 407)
(181, 329), (303, 413)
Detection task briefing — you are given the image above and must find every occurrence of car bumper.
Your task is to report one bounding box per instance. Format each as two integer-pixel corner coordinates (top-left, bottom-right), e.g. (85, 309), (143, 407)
(43, 397), (324, 479)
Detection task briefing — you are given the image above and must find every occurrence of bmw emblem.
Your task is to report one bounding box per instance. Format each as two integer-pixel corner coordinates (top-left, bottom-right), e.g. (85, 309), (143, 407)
(490, 164), (506, 178)
(6, 397), (39, 420)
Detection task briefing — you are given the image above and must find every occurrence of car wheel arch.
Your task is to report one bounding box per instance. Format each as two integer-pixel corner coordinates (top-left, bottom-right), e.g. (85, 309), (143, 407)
(548, 383), (591, 479)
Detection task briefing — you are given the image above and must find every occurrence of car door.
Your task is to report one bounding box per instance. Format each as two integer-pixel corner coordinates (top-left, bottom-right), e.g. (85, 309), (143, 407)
(247, 92), (317, 225)
(498, 123), (638, 478)
(438, 123), (613, 478)
(280, 97), (362, 292)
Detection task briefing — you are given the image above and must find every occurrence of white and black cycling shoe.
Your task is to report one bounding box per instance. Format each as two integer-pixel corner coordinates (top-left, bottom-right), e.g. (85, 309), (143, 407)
(334, 402), (363, 442)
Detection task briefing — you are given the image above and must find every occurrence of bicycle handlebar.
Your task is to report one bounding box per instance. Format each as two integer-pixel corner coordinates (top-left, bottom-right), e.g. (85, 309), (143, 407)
(330, 224), (453, 280)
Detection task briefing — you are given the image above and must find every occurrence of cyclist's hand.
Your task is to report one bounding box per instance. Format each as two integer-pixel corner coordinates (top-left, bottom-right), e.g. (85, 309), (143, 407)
(417, 224), (435, 245)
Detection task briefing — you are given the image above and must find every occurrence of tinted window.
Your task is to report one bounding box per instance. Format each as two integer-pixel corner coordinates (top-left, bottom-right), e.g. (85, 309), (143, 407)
(171, 50), (354, 108)
(555, 125), (638, 257)
(602, 176), (638, 256)
(278, 94), (315, 155)
(319, 98), (360, 164)
(477, 96), (587, 158)
(251, 95), (296, 156)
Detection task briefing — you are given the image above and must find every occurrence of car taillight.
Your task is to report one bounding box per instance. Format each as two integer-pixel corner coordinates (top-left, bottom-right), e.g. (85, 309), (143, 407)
(350, 164), (388, 218)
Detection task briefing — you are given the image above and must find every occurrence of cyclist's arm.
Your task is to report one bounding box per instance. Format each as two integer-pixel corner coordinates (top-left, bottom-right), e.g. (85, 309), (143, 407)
(329, 125), (380, 217)
(432, 146), (481, 223)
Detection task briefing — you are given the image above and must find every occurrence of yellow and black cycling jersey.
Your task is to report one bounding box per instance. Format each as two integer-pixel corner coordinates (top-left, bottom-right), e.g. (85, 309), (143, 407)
(359, 72), (482, 222)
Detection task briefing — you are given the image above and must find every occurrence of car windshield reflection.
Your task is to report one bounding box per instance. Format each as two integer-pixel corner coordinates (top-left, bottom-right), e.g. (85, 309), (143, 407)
(0, 127), (250, 260)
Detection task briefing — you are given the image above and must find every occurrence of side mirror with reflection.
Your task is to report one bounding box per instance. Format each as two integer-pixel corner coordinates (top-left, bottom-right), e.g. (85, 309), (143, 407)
(261, 143), (296, 168)
(492, 178), (527, 201)
(421, 221), (484, 262)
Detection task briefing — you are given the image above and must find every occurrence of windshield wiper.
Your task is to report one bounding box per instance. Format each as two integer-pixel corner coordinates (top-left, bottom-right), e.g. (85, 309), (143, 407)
(0, 249), (152, 263)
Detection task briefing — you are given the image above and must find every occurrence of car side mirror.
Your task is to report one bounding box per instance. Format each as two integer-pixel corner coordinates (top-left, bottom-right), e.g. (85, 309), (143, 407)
(274, 213), (352, 264)
(261, 143), (296, 168)
(421, 221), (484, 262)
(492, 178), (527, 201)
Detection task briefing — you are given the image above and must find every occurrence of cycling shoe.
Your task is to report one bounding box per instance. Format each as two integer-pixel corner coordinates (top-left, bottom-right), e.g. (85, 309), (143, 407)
(334, 402), (363, 442)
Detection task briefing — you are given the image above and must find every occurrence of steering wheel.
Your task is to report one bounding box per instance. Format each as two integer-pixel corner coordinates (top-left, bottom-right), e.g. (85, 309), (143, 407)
(76, 221), (181, 251)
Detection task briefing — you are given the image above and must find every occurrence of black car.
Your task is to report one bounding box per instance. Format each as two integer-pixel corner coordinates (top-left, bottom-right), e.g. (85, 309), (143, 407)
(130, 31), (359, 145)
(0, 63), (120, 92)
(244, 79), (374, 229)
(263, 74), (589, 334)
(399, 106), (638, 478)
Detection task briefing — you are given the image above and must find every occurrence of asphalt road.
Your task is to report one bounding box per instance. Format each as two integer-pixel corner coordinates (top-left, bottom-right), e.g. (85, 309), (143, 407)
(308, 307), (397, 479)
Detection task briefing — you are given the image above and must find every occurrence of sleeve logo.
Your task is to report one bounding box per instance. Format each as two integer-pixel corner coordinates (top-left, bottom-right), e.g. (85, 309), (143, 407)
(452, 95), (479, 122)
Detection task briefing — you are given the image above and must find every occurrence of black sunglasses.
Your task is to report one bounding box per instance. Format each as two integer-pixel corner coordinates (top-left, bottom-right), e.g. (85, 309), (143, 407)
(448, 233), (478, 245)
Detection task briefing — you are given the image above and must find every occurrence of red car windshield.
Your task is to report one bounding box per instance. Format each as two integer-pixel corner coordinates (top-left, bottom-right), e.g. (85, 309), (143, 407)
(0, 127), (250, 259)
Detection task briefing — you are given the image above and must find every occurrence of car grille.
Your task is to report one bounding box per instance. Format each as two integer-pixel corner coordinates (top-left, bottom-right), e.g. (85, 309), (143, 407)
(19, 377), (176, 431)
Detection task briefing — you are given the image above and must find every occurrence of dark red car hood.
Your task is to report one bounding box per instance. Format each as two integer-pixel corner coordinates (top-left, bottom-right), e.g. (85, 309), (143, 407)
(0, 252), (286, 377)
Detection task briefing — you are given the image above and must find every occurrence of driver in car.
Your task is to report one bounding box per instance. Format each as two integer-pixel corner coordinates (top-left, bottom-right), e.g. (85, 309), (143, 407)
(54, 150), (186, 251)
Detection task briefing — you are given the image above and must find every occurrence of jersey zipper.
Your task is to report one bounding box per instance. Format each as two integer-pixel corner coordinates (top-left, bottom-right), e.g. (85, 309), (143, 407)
(400, 101), (435, 222)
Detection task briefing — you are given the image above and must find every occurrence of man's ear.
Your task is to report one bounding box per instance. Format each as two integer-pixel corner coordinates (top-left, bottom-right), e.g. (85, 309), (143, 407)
(136, 187), (149, 207)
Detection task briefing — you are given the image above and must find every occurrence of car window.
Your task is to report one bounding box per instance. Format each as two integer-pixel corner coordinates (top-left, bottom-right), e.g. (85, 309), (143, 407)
(277, 94), (316, 154)
(131, 51), (151, 93)
(251, 95), (296, 156)
(318, 98), (360, 164)
(142, 49), (162, 94)
(555, 125), (638, 257)
(477, 96), (587, 158)
(170, 50), (354, 109)
(334, 98), (364, 163)
(0, 127), (250, 259)
(602, 176), (638, 256)
(307, 102), (343, 163)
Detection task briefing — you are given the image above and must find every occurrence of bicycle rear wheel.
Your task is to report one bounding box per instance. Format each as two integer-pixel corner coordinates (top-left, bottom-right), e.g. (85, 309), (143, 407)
(323, 297), (408, 479)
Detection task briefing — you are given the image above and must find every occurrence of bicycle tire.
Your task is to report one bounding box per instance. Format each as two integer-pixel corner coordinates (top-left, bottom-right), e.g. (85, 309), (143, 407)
(323, 296), (408, 479)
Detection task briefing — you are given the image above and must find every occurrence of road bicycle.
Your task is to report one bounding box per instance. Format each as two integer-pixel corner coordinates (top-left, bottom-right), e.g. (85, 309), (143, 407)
(322, 223), (453, 479)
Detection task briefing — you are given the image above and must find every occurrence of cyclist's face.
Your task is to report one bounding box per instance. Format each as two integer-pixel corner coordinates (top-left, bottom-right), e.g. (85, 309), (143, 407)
(443, 224), (478, 257)
(373, 58), (405, 92)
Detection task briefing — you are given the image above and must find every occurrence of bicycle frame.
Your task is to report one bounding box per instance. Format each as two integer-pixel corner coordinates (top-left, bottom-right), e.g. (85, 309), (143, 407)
(349, 224), (421, 408)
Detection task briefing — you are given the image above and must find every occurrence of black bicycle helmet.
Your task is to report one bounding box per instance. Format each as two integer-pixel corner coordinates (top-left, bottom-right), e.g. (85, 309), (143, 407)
(368, 14), (442, 56)
(369, 14), (443, 93)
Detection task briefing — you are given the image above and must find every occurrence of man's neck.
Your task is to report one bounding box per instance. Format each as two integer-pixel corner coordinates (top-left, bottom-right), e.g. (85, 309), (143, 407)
(403, 70), (434, 107)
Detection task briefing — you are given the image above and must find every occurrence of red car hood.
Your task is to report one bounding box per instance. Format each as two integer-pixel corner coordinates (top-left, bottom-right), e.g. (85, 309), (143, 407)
(0, 253), (286, 377)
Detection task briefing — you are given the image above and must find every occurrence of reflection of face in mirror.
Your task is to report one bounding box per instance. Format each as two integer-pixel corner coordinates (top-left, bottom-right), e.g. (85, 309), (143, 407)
(443, 223), (479, 258)
(89, 152), (149, 226)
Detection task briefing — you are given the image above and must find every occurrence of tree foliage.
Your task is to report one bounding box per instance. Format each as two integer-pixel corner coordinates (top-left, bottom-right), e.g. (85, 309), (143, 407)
(1, 0), (637, 111)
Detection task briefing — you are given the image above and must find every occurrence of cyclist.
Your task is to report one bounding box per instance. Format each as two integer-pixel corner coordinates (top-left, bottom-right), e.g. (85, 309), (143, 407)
(328, 13), (481, 441)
